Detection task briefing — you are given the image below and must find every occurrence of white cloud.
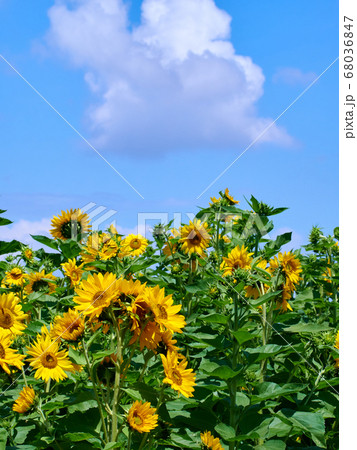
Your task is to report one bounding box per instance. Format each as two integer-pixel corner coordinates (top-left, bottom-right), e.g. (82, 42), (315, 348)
(273, 67), (317, 86)
(0, 218), (51, 248)
(45, 0), (292, 154)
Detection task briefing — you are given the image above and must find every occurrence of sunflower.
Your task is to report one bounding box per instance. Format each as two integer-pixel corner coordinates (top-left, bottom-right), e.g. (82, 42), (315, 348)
(157, 330), (181, 355)
(12, 386), (35, 413)
(121, 234), (148, 257)
(179, 220), (211, 256)
(209, 196), (221, 206)
(25, 270), (56, 295)
(162, 238), (178, 257)
(23, 248), (34, 261)
(116, 278), (146, 305)
(220, 245), (254, 276)
(127, 401), (158, 433)
(50, 309), (85, 341)
(61, 258), (84, 287)
(269, 252), (302, 287)
(245, 260), (269, 299)
(50, 209), (91, 241)
(143, 286), (186, 334)
(128, 297), (161, 351)
(161, 351), (196, 398)
(5, 267), (28, 286)
(223, 188), (239, 205)
(200, 431), (224, 450)
(99, 238), (120, 260)
(26, 334), (74, 382)
(334, 330), (339, 368)
(0, 293), (27, 336)
(0, 331), (25, 375)
(276, 286), (293, 312)
(73, 272), (118, 320)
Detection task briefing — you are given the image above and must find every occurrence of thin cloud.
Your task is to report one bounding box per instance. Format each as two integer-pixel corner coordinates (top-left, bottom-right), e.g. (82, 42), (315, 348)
(44, 0), (293, 155)
(273, 67), (317, 86)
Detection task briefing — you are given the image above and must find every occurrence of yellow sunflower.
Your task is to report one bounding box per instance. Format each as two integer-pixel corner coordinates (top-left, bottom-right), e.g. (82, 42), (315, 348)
(223, 188), (239, 205)
(209, 196), (221, 206)
(179, 219), (211, 256)
(26, 334), (74, 382)
(220, 245), (254, 276)
(269, 252), (302, 287)
(276, 286), (293, 312)
(25, 270), (57, 295)
(5, 267), (28, 286)
(50, 309), (85, 341)
(23, 248), (34, 261)
(200, 430), (224, 450)
(12, 386), (35, 414)
(161, 351), (196, 398)
(99, 238), (120, 260)
(121, 234), (148, 257)
(50, 209), (91, 240)
(73, 272), (118, 320)
(0, 293), (27, 336)
(117, 278), (146, 304)
(61, 258), (84, 286)
(142, 285), (186, 334)
(158, 330), (181, 355)
(127, 401), (158, 433)
(334, 330), (339, 368)
(0, 331), (25, 375)
(128, 297), (161, 351)
(162, 237), (178, 257)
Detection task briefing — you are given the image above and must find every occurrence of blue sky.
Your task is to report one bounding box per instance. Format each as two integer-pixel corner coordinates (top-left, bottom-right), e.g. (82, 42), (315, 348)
(0, 0), (338, 248)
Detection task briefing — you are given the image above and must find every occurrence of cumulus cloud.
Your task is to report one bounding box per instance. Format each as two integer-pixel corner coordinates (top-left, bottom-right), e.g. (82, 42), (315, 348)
(45, 0), (292, 154)
(273, 67), (317, 86)
(0, 218), (52, 248)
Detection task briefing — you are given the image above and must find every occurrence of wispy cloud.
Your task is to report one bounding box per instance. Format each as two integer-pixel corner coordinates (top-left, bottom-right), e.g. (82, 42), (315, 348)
(0, 218), (51, 248)
(273, 67), (317, 86)
(43, 0), (292, 155)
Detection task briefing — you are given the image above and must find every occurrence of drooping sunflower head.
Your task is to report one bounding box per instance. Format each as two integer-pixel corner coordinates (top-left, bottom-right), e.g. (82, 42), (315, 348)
(220, 244), (254, 276)
(50, 209), (91, 241)
(73, 272), (119, 320)
(61, 258), (84, 287)
(12, 386), (36, 414)
(200, 430), (224, 450)
(121, 234), (149, 257)
(25, 270), (57, 295)
(222, 188), (239, 205)
(161, 351), (196, 398)
(26, 334), (74, 382)
(50, 308), (85, 341)
(179, 219), (211, 256)
(127, 400), (158, 433)
(5, 267), (28, 286)
(0, 293), (27, 336)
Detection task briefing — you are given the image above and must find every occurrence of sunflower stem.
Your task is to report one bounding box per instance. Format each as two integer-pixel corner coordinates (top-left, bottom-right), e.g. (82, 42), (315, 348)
(82, 338), (110, 443)
(110, 308), (123, 442)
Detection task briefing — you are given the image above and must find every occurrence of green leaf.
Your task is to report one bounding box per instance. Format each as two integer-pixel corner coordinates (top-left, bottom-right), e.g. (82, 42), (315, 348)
(244, 344), (282, 362)
(0, 429), (7, 450)
(63, 432), (98, 442)
(284, 323), (331, 333)
(231, 330), (257, 346)
(14, 426), (36, 444)
(0, 218), (12, 226)
(201, 313), (228, 324)
(31, 234), (58, 250)
(255, 440), (286, 449)
(279, 409), (326, 448)
(236, 392), (250, 407)
(250, 291), (282, 307)
(215, 423), (236, 441)
(58, 239), (82, 259)
(0, 239), (22, 255)
(68, 347), (86, 365)
(251, 383), (307, 403)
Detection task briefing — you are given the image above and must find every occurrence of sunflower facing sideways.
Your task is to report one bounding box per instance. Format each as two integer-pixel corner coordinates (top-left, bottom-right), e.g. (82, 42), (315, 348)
(61, 258), (84, 287)
(25, 270), (57, 295)
(161, 350), (196, 398)
(12, 386), (35, 414)
(50, 308), (85, 342)
(200, 431), (224, 450)
(50, 208), (91, 241)
(220, 244), (254, 276)
(127, 400), (158, 433)
(0, 330), (25, 375)
(179, 219), (211, 256)
(4, 267), (28, 287)
(73, 272), (119, 320)
(121, 234), (148, 257)
(269, 251), (302, 288)
(26, 334), (74, 382)
(0, 293), (27, 336)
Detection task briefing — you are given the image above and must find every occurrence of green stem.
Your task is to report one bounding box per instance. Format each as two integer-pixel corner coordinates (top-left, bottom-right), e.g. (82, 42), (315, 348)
(110, 309), (123, 442)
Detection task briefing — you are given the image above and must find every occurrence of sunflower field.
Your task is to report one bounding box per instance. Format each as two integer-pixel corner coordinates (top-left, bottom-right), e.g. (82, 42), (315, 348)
(0, 190), (339, 449)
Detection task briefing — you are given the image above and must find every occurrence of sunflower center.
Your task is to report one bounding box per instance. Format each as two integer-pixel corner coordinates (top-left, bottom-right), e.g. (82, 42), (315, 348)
(10, 271), (22, 280)
(41, 352), (58, 369)
(32, 279), (50, 293)
(60, 220), (82, 239)
(0, 308), (15, 329)
(133, 412), (143, 425)
(68, 321), (81, 333)
(130, 239), (141, 250)
(0, 343), (5, 359)
(93, 291), (107, 307)
(188, 231), (202, 245)
(157, 305), (168, 320)
(171, 368), (182, 385)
